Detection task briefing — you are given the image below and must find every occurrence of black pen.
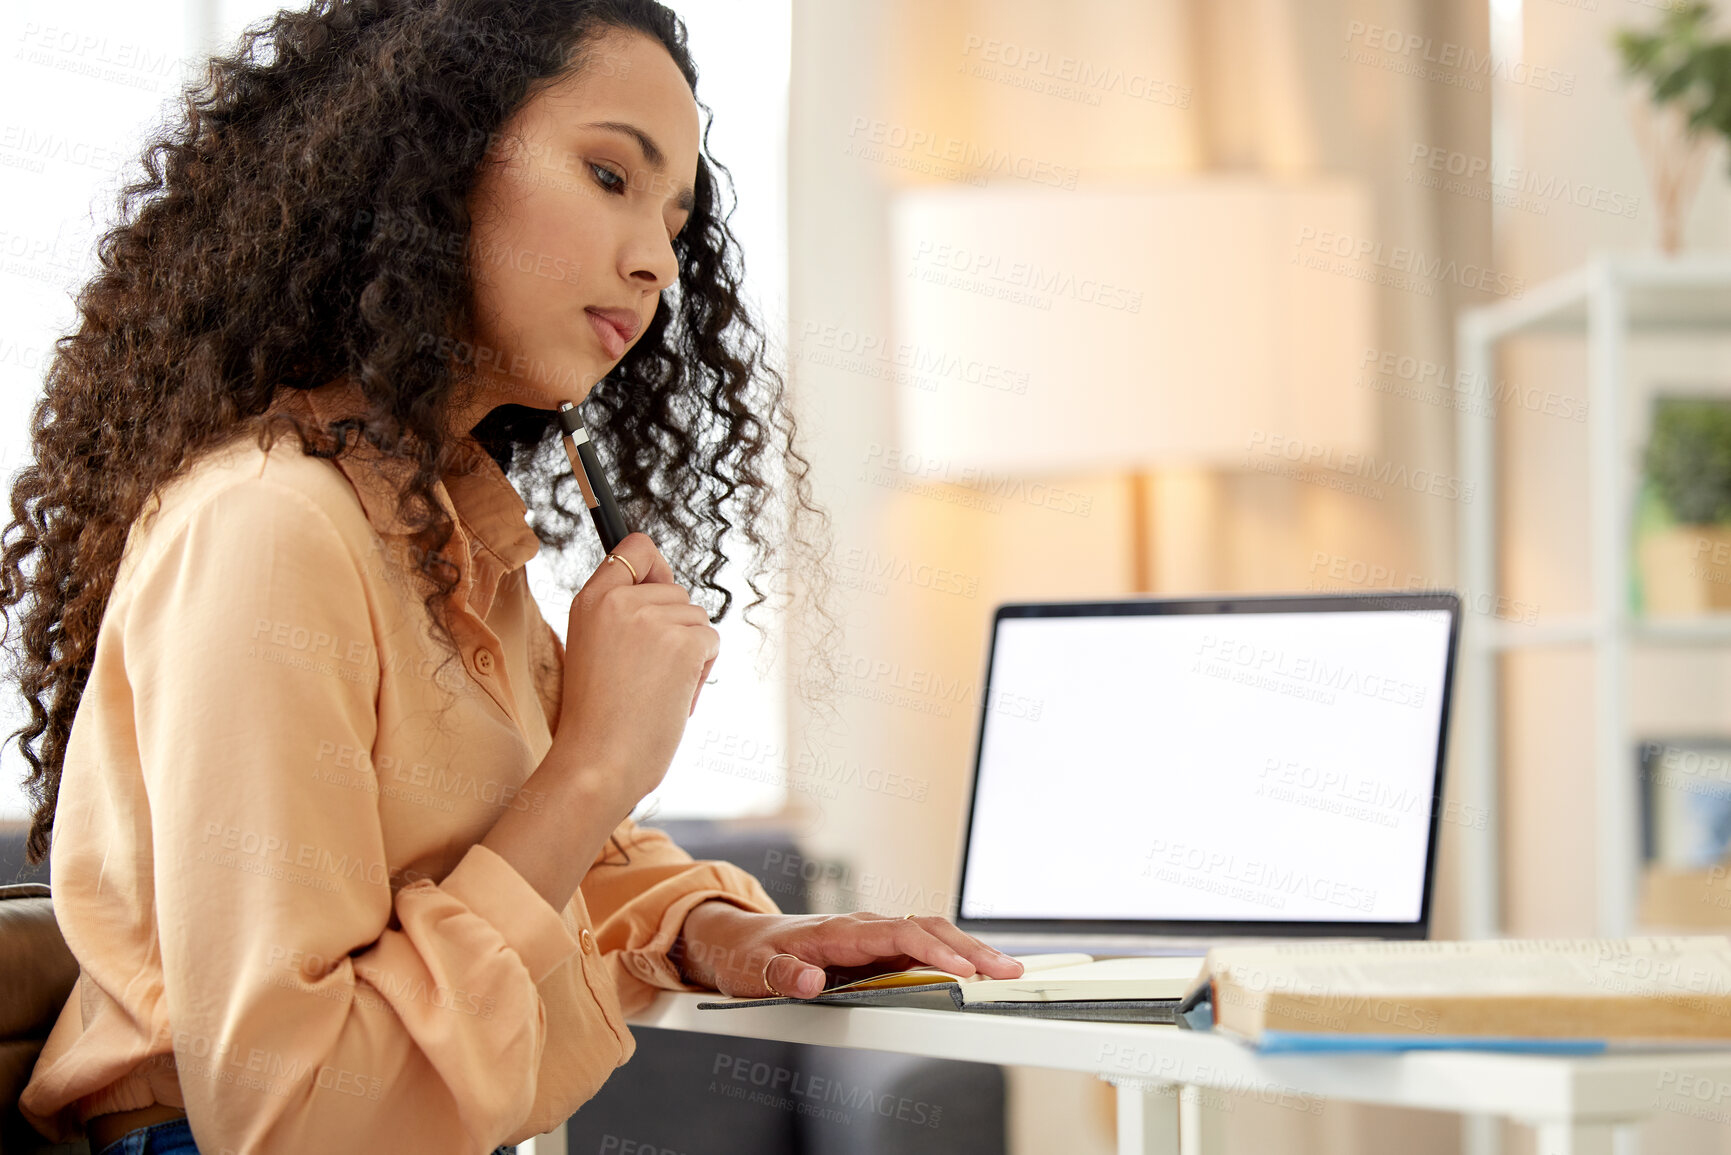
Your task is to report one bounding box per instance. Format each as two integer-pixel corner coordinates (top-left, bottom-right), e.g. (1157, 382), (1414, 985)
(556, 402), (629, 553)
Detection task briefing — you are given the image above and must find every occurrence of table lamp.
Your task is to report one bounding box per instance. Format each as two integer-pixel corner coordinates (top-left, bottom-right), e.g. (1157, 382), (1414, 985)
(888, 177), (1375, 589)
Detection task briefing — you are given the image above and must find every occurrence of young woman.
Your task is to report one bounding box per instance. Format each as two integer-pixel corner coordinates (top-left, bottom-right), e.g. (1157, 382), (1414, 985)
(5, 2), (1021, 1152)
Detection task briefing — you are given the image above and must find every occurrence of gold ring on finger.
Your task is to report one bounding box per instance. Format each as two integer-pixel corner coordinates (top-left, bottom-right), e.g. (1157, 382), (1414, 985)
(762, 951), (799, 996)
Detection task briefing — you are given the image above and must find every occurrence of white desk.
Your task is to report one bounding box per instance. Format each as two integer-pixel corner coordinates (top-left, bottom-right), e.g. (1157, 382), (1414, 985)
(604, 993), (1731, 1155)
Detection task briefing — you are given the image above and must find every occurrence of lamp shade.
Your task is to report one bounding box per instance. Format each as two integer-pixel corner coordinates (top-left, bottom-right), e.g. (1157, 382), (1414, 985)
(887, 178), (1375, 475)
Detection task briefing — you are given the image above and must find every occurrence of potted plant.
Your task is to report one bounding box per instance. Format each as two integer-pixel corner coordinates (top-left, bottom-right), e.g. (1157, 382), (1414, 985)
(1636, 395), (1731, 613)
(1614, 2), (1731, 253)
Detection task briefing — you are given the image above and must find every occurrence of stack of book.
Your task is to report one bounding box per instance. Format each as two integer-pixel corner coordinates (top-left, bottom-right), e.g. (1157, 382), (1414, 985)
(1176, 935), (1731, 1052)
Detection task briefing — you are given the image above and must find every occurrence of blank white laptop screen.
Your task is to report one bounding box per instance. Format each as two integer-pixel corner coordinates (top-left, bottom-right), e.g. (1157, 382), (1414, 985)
(957, 605), (1455, 926)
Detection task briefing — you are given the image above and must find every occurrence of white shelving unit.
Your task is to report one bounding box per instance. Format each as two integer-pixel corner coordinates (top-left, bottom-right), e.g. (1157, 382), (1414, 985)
(1456, 253), (1731, 941)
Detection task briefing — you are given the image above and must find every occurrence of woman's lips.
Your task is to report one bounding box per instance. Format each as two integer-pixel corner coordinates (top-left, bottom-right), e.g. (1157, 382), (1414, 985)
(585, 308), (631, 358)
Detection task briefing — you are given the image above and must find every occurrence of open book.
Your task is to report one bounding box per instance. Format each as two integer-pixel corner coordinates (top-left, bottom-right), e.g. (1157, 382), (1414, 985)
(1179, 936), (1731, 1051)
(697, 953), (1204, 1022)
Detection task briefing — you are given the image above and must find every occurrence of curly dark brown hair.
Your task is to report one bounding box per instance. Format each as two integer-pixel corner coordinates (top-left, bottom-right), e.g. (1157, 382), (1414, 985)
(1, 0), (836, 865)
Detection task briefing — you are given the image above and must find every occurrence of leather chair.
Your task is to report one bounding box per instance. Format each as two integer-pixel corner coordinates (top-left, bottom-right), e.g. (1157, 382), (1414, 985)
(0, 883), (86, 1155)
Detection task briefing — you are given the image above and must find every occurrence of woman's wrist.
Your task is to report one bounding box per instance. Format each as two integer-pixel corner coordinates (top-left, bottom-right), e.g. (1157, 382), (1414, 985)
(674, 899), (758, 986)
(479, 745), (634, 915)
(540, 738), (650, 839)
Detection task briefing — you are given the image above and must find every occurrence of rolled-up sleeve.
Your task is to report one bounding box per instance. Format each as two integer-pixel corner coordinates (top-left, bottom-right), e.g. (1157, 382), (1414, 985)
(127, 479), (579, 1154)
(580, 820), (782, 1010)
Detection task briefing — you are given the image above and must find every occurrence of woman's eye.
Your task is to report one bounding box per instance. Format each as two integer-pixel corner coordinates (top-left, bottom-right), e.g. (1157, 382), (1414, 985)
(589, 163), (626, 194)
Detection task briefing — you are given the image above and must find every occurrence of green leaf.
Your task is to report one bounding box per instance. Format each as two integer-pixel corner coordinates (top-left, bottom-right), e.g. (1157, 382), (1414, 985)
(1644, 396), (1731, 525)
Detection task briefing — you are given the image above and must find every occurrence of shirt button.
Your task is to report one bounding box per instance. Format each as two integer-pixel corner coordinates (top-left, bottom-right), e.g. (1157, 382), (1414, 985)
(580, 928), (597, 954)
(473, 649), (495, 675)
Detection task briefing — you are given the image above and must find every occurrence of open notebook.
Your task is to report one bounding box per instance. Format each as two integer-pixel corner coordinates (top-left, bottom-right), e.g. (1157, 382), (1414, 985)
(697, 953), (1203, 1023)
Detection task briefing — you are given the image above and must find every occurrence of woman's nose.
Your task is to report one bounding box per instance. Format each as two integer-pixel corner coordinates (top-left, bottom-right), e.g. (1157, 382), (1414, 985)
(623, 228), (679, 291)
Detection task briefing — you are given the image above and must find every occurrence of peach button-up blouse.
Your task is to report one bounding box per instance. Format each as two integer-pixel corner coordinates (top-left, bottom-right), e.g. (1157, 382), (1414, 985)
(20, 378), (780, 1153)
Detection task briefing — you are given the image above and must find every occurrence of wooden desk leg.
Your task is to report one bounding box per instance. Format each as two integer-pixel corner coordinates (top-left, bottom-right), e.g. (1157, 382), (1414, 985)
(1104, 1077), (1180, 1155)
(1532, 1121), (1617, 1155)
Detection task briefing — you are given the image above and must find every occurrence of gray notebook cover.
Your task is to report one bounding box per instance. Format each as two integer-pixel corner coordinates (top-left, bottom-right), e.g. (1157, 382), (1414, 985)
(696, 983), (1178, 1024)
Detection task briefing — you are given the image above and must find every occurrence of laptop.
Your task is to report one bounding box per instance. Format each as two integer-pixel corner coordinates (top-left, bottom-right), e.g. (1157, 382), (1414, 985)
(951, 591), (1462, 957)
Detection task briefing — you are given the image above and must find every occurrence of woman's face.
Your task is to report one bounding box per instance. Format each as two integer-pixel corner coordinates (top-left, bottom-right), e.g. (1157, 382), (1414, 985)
(459, 29), (700, 420)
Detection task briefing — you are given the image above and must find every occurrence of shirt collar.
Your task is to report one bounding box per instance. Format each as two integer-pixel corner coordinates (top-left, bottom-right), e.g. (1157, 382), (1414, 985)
(267, 377), (542, 577)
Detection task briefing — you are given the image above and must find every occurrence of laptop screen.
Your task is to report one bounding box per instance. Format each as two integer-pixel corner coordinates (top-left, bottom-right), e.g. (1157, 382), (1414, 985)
(955, 594), (1460, 937)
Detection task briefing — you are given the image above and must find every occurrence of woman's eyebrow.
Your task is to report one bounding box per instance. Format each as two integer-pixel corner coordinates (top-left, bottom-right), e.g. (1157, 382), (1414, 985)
(580, 120), (697, 213)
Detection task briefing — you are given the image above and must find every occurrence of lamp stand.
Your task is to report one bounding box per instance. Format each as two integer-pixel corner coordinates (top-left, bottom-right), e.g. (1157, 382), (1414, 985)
(1128, 469), (1152, 593)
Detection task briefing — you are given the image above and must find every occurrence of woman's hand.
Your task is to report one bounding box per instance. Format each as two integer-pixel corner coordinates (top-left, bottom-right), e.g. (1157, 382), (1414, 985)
(552, 531), (719, 812)
(674, 902), (1025, 998)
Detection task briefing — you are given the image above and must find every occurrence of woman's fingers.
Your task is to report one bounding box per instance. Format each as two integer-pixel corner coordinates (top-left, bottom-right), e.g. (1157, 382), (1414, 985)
(606, 532), (663, 584)
(762, 951), (826, 999)
(903, 915), (1024, 978)
(611, 531), (676, 584)
(836, 914), (977, 976)
(732, 914), (1024, 1002)
(592, 542), (712, 718)
(847, 914), (1024, 979)
(690, 651), (717, 716)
